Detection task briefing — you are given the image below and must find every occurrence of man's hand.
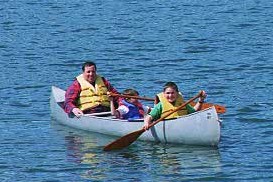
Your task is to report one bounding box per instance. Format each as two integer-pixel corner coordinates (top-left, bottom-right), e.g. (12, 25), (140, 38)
(72, 108), (83, 118)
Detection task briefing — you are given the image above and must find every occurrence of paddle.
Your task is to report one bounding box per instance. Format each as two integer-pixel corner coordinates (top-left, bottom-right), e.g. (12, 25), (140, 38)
(103, 92), (202, 151)
(109, 92), (154, 101)
(109, 92), (226, 114)
(189, 102), (226, 114)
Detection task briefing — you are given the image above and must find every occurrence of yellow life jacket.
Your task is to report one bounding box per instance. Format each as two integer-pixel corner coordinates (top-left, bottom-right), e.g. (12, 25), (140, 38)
(157, 92), (188, 119)
(76, 74), (110, 111)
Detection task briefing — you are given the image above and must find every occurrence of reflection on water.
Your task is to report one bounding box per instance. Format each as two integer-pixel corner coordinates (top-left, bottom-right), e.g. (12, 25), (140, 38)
(51, 119), (221, 181)
(137, 144), (222, 180)
(51, 120), (110, 181)
(65, 135), (85, 164)
(65, 135), (108, 180)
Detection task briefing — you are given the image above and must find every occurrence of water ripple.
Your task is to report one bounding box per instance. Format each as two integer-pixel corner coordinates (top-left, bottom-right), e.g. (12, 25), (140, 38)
(1, 0), (273, 181)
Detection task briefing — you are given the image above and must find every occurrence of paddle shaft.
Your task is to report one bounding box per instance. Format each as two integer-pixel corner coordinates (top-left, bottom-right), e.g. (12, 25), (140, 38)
(109, 92), (154, 101)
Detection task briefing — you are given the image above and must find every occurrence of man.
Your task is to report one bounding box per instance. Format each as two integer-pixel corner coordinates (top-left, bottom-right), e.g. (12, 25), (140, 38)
(64, 61), (119, 117)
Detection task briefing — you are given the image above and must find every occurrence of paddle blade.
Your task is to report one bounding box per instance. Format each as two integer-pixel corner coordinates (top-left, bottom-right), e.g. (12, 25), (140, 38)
(212, 104), (226, 114)
(190, 102), (226, 114)
(103, 129), (145, 151)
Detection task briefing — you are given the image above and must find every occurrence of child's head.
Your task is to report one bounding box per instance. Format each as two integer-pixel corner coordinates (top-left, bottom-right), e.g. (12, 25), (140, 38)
(123, 88), (139, 104)
(163, 82), (179, 103)
(163, 82), (179, 92)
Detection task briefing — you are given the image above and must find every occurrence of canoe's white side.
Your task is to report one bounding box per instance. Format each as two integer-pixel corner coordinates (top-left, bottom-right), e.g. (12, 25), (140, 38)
(51, 86), (65, 103)
(163, 107), (220, 146)
(50, 86), (220, 146)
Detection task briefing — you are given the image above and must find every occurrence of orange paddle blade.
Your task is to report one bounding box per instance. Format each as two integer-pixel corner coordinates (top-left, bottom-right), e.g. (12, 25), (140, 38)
(190, 102), (226, 114)
(103, 129), (145, 151)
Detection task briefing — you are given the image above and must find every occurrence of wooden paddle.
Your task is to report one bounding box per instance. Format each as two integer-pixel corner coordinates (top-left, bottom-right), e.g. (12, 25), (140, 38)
(109, 92), (226, 114)
(103, 92), (202, 151)
(109, 92), (154, 101)
(189, 102), (226, 114)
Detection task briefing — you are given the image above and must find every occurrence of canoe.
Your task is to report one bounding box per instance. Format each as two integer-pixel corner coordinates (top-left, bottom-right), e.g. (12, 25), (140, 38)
(50, 86), (221, 146)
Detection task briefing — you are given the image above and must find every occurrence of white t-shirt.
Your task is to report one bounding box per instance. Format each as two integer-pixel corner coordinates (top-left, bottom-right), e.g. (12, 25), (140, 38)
(116, 105), (150, 116)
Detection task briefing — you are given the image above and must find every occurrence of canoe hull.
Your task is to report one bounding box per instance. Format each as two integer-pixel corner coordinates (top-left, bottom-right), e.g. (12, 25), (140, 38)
(50, 86), (221, 146)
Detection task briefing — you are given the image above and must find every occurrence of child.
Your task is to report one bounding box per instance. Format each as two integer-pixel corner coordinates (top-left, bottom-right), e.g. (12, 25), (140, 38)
(143, 82), (206, 130)
(110, 89), (151, 121)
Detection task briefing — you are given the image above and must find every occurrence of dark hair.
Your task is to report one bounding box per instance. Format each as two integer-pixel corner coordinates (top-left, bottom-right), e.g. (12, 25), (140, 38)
(123, 88), (139, 96)
(82, 61), (97, 71)
(163, 82), (179, 92)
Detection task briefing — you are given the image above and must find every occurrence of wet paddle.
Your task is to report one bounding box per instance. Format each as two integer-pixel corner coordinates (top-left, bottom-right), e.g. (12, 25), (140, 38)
(109, 92), (226, 114)
(103, 92), (202, 151)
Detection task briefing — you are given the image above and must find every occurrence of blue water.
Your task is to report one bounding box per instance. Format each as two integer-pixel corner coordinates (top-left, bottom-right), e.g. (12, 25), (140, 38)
(1, 0), (273, 181)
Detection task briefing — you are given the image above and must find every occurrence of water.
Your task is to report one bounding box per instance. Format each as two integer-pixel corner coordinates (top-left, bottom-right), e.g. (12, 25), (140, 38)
(1, 0), (273, 181)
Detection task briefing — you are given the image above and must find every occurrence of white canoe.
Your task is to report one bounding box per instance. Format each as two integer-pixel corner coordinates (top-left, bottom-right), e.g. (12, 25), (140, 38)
(50, 86), (221, 146)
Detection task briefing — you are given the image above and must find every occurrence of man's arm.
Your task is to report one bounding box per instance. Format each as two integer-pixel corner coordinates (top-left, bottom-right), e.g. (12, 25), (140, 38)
(64, 80), (81, 114)
(102, 77), (120, 104)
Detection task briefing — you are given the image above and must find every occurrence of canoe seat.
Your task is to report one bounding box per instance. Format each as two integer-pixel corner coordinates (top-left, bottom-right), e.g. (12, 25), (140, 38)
(128, 119), (144, 122)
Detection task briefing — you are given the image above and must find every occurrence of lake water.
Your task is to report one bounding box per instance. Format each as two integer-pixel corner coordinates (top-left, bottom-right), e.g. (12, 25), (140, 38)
(1, 0), (273, 181)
